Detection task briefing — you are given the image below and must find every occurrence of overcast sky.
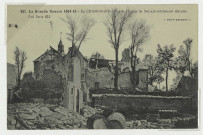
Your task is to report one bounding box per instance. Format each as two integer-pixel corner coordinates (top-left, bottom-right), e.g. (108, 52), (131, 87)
(7, 5), (198, 89)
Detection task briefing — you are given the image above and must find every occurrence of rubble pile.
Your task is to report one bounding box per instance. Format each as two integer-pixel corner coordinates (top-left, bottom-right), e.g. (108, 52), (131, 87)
(8, 103), (87, 130)
(125, 114), (197, 129)
(8, 103), (197, 129)
(126, 119), (175, 129)
(80, 104), (103, 118)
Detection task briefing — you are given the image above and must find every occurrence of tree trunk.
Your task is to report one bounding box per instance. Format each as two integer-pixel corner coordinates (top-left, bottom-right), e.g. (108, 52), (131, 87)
(71, 44), (73, 58)
(149, 71), (154, 85)
(130, 49), (136, 91)
(166, 68), (168, 92)
(131, 66), (136, 91)
(114, 48), (119, 90)
(17, 75), (21, 89)
(130, 49), (134, 90)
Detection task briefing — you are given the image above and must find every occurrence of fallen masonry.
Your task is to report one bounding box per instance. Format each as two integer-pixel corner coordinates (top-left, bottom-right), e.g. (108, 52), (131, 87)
(7, 103), (98, 130)
(7, 103), (197, 129)
(125, 114), (197, 129)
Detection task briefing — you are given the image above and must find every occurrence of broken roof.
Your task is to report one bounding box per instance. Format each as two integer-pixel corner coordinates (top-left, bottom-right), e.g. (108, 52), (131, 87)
(33, 46), (63, 62)
(66, 45), (88, 62)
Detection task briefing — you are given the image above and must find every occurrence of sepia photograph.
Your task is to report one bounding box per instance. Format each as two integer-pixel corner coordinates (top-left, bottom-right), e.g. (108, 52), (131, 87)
(7, 4), (198, 130)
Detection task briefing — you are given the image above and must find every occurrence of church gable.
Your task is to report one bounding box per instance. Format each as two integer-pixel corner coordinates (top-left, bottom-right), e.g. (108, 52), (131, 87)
(33, 46), (64, 79)
(34, 46), (62, 63)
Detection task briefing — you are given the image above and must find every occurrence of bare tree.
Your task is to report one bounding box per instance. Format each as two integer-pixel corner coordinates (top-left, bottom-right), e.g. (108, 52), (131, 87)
(14, 47), (27, 89)
(104, 8), (133, 90)
(129, 20), (149, 90)
(61, 15), (95, 104)
(61, 15), (96, 56)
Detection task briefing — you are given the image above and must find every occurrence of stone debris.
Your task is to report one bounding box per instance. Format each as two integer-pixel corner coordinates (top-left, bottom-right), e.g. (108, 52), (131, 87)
(146, 113), (160, 122)
(38, 107), (53, 117)
(126, 119), (174, 129)
(125, 114), (197, 129)
(81, 104), (103, 118)
(8, 103), (197, 129)
(19, 113), (36, 120)
(7, 103), (88, 130)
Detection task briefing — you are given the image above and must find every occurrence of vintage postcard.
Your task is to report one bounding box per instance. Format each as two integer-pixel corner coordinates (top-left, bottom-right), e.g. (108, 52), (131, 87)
(7, 4), (198, 129)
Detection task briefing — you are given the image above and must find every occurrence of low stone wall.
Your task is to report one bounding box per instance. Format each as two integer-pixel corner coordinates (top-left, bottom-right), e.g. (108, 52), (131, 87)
(92, 94), (192, 113)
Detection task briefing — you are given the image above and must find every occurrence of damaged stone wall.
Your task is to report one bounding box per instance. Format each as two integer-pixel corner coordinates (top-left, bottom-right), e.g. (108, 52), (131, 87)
(93, 94), (191, 113)
(176, 76), (198, 115)
(85, 68), (114, 90)
(33, 47), (87, 111)
(85, 67), (148, 91)
(118, 72), (132, 89)
(85, 68), (133, 90)
(7, 63), (17, 89)
(63, 57), (84, 112)
(177, 76), (198, 96)
(138, 69), (148, 91)
(7, 63), (17, 103)
(34, 48), (65, 80)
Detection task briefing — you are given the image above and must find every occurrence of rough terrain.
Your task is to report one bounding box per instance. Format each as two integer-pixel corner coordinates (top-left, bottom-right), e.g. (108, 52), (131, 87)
(7, 103), (98, 130)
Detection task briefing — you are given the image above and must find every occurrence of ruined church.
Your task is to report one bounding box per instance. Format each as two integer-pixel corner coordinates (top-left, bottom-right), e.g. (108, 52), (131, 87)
(33, 37), (149, 111)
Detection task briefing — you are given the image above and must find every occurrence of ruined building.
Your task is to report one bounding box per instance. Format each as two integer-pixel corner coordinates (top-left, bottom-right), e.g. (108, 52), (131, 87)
(87, 57), (148, 91)
(33, 37), (149, 110)
(7, 63), (17, 103)
(33, 38), (87, 112)
(7, 63), (17, 90)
